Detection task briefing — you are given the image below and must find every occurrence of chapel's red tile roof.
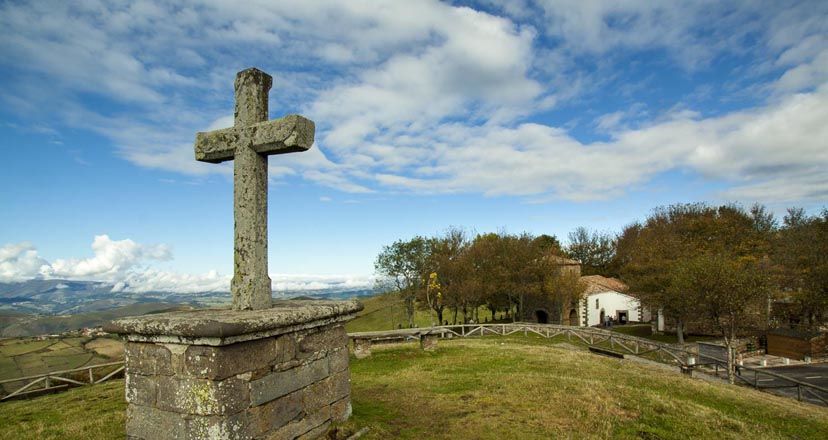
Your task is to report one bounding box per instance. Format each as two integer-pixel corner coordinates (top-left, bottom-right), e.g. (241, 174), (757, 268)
(580, 275), (629, 295)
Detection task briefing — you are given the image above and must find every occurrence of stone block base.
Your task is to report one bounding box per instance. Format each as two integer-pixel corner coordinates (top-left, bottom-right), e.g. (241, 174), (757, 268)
(106, 300), (362, 440)
(352, 338), (372, 359)
(420, 334), (438, 351)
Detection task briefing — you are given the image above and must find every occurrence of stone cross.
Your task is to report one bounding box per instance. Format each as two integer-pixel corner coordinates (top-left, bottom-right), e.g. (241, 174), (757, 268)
(194, 68), (315, 310)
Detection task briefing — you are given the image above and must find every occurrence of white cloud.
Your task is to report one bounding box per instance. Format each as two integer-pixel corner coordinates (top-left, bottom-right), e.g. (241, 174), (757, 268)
(271, 273), (373, 292)
(0, 237), (371, 294)
(110, 269), (230, 294)
(529, 1), (821, 70)
(774, 49), (828, 92)
(1, 0), (826, 205)
(595, 111), (624, 132)
(0, 242), (49, 282)
(44, 235), (171, 280)
(373, 82), (828, 202)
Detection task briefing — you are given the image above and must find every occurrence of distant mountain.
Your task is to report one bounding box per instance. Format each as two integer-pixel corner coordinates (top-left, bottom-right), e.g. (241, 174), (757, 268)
(0, 302), (191, 338)
(0, 279), (376, 337)
(0, 279), (375, 316)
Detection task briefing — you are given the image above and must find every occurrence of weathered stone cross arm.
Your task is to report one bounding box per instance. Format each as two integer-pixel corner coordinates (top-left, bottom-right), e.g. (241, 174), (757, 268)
(194, 114), (315, 163)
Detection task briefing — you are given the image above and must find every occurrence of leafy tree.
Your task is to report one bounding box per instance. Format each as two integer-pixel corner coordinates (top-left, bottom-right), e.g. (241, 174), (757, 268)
(423, 227), (469, 324)
(566, 227), (615, 276)
(546, 263), (585, 325)
(424, 272), (443, 326)
(672, 255), (769, 384)
(533, 234), (564, 255)
(617, 203), (772, 343)
(749, 203), (777, 234)
(374, 236), (429, 328)
(774, 208), (828, 329)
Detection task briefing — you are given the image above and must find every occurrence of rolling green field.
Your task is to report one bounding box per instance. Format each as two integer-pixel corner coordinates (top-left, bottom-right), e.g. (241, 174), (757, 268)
(2, 336), (827, 439)
(345, 293), (506, 333)
(345, 293), (438, 332)
(0, 303), (190, 338)
(0, 336), (123, 394)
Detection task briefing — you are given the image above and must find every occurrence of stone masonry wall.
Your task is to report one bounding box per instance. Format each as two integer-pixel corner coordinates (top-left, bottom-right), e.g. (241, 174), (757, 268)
(124, 324), (351, 440)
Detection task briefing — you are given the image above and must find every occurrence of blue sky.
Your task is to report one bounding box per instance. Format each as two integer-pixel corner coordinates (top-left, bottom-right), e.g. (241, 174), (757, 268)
(1, 0), (826, 293)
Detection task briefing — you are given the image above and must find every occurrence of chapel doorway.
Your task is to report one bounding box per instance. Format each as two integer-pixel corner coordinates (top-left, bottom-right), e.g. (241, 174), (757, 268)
(618, 311), (628, 325)
(535, 310), (549, 324)
(599, 309), (606, 327)
(568, 309), (578, 326)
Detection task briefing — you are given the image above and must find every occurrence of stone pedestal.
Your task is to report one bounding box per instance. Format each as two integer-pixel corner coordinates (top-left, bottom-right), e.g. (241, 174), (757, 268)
(420, 334), (438, 351)
(351, 338), (371, 359)
(104, 300), (362, 440)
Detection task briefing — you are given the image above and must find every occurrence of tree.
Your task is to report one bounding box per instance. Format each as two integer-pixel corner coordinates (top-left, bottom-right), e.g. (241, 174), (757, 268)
(672, 255), (769, 384)
(423, 227), (469, 324)
(546, 262), (585, 325)
(617, 203), (772, 343)
(566, 227), (615, 276)
(424, 272), (443, 326)
(374, 236), (429, 328)
(533, 234), (563, 255)
(774, 208), (828, 329)
(749, 203), (777, 234)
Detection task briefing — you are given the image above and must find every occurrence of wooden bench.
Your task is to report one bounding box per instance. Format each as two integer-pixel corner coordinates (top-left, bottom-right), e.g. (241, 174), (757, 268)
(589, 346), (626, 359)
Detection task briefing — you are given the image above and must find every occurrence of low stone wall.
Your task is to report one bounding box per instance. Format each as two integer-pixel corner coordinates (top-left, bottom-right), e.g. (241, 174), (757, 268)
(106, 300), (361, 440)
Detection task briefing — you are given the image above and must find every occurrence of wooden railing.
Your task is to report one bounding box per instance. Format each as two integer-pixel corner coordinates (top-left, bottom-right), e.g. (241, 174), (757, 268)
(0, 361), (124, 401)
(697, 358), (828, 406)
(350, 323), (697, 365)
(349, 323), (828, 406)
(3, 323), (825, 406)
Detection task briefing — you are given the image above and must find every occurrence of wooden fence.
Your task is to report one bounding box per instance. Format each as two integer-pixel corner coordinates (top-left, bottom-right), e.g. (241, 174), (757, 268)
(349, 322), (828, 406)
(0, 361), (124, 401)
(3, 323), (826, 406)
(351, 323), (697, 365)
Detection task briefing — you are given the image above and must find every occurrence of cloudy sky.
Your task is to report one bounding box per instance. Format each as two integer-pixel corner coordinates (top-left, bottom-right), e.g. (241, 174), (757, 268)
(1, 0), (826, 293)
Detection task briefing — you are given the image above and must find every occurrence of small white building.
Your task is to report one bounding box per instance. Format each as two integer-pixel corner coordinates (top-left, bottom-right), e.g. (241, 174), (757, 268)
(578, 275), (647, 327)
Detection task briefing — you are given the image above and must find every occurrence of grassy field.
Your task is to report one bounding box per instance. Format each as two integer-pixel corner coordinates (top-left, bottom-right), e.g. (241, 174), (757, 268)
(0, 376), (125, 439)
(610, 324), (717, 344)
(345, 293), (438, 332)
(2, 336), (827, 439)
(0, 336), (123, 394)
(345, 293), (505, 333)
(0, 303), (191, 338)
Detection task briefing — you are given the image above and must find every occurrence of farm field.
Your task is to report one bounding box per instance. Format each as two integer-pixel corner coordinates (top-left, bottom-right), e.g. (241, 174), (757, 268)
(345, 293), (509, 333)
(0, 336), (123, 395)
(2, 336), (828, 439)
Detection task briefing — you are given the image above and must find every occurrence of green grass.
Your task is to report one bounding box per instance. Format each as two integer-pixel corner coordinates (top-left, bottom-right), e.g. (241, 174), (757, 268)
(0, 339), (54, 357)
(0, 337), (117, 394)
(610, 324), (717, 344)
(345, 293), (438, 332)
(341, 339), (828, 439)
(0, 379), (124, 439)
(346, 293), (501, 333)
(3, 337), (827, 439)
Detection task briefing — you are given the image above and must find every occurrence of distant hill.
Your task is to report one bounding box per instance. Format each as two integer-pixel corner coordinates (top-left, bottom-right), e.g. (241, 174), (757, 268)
(0, 303), (191, 338)
(0, 279), (374, 314)
(0, 279), (376, 337)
